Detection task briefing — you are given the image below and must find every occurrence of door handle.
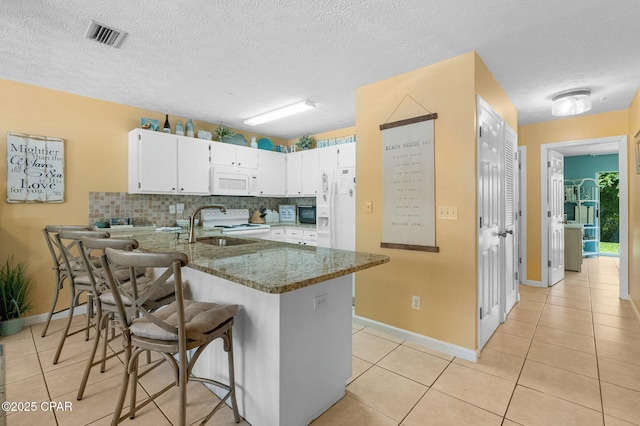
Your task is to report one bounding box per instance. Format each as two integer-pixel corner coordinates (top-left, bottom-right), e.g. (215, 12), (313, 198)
(498, 230), (513, 238)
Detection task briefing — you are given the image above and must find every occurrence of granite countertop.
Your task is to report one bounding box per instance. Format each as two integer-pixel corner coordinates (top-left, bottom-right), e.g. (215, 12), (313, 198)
(130, 231), (389, 294)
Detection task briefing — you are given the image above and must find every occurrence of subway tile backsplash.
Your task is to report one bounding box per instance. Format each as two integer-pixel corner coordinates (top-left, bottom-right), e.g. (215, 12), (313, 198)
(88, 192), (315, 227)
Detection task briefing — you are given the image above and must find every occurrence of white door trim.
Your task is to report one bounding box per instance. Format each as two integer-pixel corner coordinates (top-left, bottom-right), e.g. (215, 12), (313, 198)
(539, 136), (628, 297)
(517, 146), (528, 285)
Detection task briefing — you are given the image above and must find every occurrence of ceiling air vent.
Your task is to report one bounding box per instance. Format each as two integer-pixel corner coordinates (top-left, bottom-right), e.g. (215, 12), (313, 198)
(84, 20), (127, 48)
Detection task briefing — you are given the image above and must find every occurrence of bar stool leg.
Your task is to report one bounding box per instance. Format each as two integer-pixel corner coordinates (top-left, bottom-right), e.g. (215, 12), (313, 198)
(53, 288), (79, 364)
(41, 275), (64, 337)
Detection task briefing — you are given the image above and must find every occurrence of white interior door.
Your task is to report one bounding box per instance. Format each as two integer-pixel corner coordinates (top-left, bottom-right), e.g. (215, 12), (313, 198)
(548, 150), (565, 286)
(504, 125), (519, 316)
(477, 97), (504, 349)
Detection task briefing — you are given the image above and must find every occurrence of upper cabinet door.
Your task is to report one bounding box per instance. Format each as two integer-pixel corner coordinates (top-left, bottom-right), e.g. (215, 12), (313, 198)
(177, 137), (210, 195)
(286, 152), (303, 196)
(236, 145), (259, 169)
(257, 150), (286, 196)
(301, 149), (318, 196)
(337, 143), (356, 168)
(131, 129), (178, 193)
(317, 145), (338, 172)
(210, 142), (238, 167)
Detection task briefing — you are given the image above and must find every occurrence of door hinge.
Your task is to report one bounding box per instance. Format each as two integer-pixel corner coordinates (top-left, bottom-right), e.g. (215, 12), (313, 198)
(548, 260), (552, 267)
(479, 307), (483, 319)
(138, 134), (141, 141)
(479, 217), (483, 228)
(515, 272), (519, 281)
(138, 182), (141, 189)
(547, 160), (551, 168)
(547, 211), (551, 218)
(479, 127), (483, 138)
(519, 257), (522, 264)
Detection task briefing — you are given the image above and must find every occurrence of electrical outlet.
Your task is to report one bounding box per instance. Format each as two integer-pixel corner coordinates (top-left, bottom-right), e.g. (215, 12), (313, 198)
(314, 294), (328, 311)
(365, 201), (373, 214)
(169, 205), (176, 214)
(411, 295), (420, 310)
(176, 203), (185, 214)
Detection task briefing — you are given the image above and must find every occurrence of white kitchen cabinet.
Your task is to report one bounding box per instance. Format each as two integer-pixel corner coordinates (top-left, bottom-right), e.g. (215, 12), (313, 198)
(303, 229), (317, 246)
(317, 144), (356, 171)
(317, 145), (337, 172)
(211, 142), (259, 169)
(128, 129), (209, 195)
(284, 227), (316, 246)
(287, 150), (318, 196)
(337, 143), (355, 168)
(286, 152), (303, 196)
(177, 136), (211, 194)
(285, 227), (304, 245)
(301, 149), (318, 196)
(258, 150), (287, 196)
(269, 228), (285, 242)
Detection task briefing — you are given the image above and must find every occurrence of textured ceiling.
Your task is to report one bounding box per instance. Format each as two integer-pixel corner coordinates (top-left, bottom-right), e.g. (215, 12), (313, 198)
(1, 0), (639, 140)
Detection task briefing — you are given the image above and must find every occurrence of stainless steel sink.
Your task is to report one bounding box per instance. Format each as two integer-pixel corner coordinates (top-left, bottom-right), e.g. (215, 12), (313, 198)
(196, 236), (257, 247)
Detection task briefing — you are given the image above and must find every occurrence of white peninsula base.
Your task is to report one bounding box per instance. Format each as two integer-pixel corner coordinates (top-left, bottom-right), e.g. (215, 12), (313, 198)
(182, 267), (353, 426)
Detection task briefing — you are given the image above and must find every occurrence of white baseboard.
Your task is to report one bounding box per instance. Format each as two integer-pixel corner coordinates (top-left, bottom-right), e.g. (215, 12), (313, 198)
(352, 314), (477, 362)
(522, 280), (545, 288)
(22, 305), (87, 327)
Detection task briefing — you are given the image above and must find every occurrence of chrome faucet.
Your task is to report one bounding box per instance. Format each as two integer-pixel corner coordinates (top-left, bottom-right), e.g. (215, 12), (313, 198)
(188, 204), (227, 243)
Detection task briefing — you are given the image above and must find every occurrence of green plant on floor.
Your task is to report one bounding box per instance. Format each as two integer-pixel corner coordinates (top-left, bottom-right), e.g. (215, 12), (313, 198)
(296, 135), (314, 150)
(0, 256), (33, 321)
(216, 124), (236, 141)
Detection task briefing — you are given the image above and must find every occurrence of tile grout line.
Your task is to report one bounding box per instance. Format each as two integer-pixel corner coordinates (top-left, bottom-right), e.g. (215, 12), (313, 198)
(499, 285), (549, 424)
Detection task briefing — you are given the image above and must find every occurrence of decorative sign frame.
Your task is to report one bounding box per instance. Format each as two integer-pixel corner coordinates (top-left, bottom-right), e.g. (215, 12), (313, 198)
(380, 114), (438, 252)
(6, 132), (65, 203)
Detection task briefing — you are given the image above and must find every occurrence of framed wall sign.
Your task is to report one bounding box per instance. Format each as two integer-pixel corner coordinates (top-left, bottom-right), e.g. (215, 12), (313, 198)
(6, 132), (65, 203)
(379, 114), (438, 252)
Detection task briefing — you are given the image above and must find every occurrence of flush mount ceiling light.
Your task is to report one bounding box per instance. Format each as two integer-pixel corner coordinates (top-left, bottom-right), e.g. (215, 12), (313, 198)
(244, 100), (316, 126)
(551, 89), (592, 117)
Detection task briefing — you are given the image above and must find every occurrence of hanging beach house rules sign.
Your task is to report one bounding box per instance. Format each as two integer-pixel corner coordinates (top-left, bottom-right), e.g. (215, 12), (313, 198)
(6, 132), (65, 203)
(380, 114), (437, 252)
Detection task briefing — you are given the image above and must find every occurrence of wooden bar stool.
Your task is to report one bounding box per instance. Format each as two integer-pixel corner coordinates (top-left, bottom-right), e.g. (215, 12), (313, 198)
(76, 236), (176, 401)
(101, 247), (240, 426)
(52, 229), (110, 364)
(41, 225), (92, 337)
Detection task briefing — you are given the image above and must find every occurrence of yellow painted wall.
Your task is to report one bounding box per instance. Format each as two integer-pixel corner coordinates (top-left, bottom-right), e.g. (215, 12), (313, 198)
(0, 78), (285, 317)
(518, 111), (628, 281)
(354, 52), (515, 350)
(628, 89), (640, 314)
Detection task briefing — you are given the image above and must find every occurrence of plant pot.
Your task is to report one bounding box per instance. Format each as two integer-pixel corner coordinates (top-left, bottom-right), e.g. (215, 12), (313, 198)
(0, 318), (23, 336)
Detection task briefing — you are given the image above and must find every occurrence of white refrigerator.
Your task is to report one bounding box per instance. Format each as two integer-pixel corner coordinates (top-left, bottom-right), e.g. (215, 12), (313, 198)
(316, 167), (356, 250)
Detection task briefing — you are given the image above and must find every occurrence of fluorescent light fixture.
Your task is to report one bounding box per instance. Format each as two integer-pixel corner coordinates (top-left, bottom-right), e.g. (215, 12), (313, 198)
(244, 100), (315, 126)
(552, 89), (592, 117)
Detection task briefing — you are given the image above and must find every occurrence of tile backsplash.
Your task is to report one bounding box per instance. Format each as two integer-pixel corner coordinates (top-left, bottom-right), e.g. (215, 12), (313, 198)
(88, 192), (315, 227)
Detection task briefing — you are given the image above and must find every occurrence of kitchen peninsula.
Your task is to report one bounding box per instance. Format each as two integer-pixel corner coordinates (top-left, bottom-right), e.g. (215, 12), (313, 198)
(131, 231), (389, 426)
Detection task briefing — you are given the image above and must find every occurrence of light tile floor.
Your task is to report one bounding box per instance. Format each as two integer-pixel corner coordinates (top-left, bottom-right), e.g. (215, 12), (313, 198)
(314, 256), (640, 426)
(2, 256), (639, 425)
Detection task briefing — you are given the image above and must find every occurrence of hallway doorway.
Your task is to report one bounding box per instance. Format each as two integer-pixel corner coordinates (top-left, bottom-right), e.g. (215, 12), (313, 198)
(539, 135), (628, 299)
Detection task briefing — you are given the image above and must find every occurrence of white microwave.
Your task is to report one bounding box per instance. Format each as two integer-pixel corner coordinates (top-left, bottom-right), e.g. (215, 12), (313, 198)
(210, 165), (258, 196)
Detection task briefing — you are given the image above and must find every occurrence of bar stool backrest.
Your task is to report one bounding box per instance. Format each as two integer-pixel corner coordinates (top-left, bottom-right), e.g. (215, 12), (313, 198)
(101, 248), (188, 340)
(55, 230), (110, 287)
(77, 236), (140, 296)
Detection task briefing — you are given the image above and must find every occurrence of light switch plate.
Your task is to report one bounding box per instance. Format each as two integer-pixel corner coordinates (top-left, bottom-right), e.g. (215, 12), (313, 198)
(365, 201), (373, 214)
(169, 205), (176, 214)
(437, 205), (457, 220)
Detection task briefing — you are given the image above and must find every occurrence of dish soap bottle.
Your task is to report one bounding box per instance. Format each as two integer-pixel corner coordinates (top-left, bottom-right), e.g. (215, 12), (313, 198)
(250, 136), (258, 149)
(163, 115), (171, 133)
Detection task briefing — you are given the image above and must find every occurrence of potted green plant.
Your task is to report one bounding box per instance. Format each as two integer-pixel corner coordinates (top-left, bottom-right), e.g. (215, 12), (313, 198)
(296, 135), (314, 150)
(216, 124), (236, 142)
(0, 256), (33, 336)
